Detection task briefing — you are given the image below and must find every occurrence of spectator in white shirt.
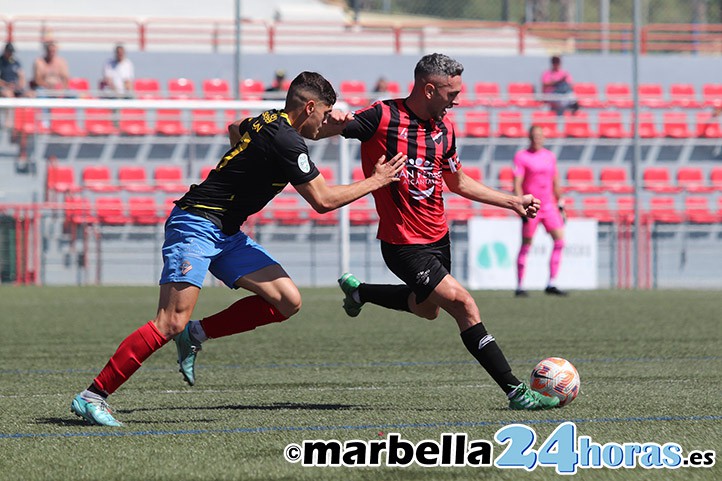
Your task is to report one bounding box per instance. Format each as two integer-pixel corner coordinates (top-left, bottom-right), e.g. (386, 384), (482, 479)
(100, 44), (134, 96)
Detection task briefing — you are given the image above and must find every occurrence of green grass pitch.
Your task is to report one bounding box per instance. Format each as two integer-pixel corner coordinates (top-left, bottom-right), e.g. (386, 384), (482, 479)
(0, 286), (720, 480)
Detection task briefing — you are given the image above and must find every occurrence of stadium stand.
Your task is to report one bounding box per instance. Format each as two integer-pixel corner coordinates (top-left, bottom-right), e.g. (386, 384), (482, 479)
(118, 166), (154, 192)
(128, 197), (164, 225)
(474, 82), (506, 107)
(168, 78), (195, 99)
(202, 78), (231, 99)
(507, 82), (541, 108)
(463, 111), (490, 137)
(573, 82), (605, 108)
(669, 83), (700, 108)
(339, 80), (369, 107)
(496, 110), (525, 137)
(82, 166), (118, 193)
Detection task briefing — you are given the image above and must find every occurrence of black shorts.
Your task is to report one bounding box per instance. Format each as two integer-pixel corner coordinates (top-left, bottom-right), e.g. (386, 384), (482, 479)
(381, 232), (451, 304)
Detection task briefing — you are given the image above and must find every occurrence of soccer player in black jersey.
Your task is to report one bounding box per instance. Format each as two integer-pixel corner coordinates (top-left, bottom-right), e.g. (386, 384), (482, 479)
(70, 71), (406, 426)
(319, 53), (559, 410)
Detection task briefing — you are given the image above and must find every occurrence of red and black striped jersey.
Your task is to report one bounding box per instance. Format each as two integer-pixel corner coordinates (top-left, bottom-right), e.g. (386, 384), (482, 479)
(343, 99), (460, 245)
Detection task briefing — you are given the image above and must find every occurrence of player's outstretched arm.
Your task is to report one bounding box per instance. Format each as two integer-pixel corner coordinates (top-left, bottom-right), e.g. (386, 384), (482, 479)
(295, 152), (406, 213)
(315, 110), (354, 139)
(444, 169), (540, 218)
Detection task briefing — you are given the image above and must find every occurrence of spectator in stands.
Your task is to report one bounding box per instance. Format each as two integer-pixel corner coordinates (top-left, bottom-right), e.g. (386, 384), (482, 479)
(541, 55), (578, 115)
(30, 40), (70, 95)
(513, 125), (567, 297)
(0, 43), (26, 98)
(371, 76), (390, 100)
(263, 69), (287, 99)
(99, 44), (134, 97)
(69, 71), (406, 426)
(317, 53), (557, 412)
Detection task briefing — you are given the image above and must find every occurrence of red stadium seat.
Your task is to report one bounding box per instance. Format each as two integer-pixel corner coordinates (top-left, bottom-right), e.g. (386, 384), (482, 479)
(49, 108), (85, 136)
(118, 166), (153, 192)
(456, 83), (474, 107)
(308, 208), (338, 226)
(695, 112), (722, 138)
(168, 78), (195, 99)
(82, 166), (118, 192)
(599, 167), (633, 194)
(597, 110), (629, 138)
(616, 196), (635, 222)
(573, 82), (604, 108)
(154, 166), (187, 193)
(68, 77), (91, 97)
(638, 83), (667, 108)
(317, 166), (335, 183)
(662, 111), (690, 138)
(463, 166), (483, 183)
(47, 165), (80, 193)
(13, 107), (41, 135)
(497, 166), (514, 191)
(240, 79), (265, 101)
(155, 109), (188, 136)
(385, 81), (401, 96)
(352, 167), (365, 183)
(605, 83), (632, 108)
(669, 83), (700, 108)
(463, 110), (490, 138)
(339, 80), (368, 107)
(64, 196), (96, 225)
(649, 196), (682, 223)
(711, 167), (722, 191)
(643, 167), (680, 193)
(95, 197), (130, 225)
(349, 197), (376, 225)
(701, 83), (722, 107)
(445, 196), (476, 222)
(676, 167), (712, 193)
(85, 108), (118, 135)
(507, 82), (540, 108)
(684, 196), (719, 223)
(563, 111), (593, 138)
(481, 203), (513, 218)
(565, 167), (599, 193)
(496, 110), (525, 138)
(474, 82), (506, 107)
(581, 196), (614, 223)
(128, 197), (163, 225)
(531, 110), (560, 138)
(635, 111), (660, 138)
(191, 110), (222, 136)
(133, 78), (161, 99)
(270, 197), (307, 226)
(202, 78), (231, 100)
(200, 165), (215, 181)
(119, 109), (151, 135)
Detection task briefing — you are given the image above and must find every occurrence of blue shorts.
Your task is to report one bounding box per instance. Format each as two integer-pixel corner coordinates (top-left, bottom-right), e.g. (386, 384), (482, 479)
(159, 207), (278, 289)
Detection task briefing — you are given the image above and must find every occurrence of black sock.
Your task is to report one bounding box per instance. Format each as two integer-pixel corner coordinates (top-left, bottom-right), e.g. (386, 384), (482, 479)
(460, 323), (520, 394)
(358, 283), (413, 312)
(87, 383), (108, 398)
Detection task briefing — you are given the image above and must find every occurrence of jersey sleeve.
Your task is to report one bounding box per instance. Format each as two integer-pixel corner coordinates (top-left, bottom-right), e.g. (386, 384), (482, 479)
(270, 128), (320, 186)
(441, 125), (461, 173)
(342, 102), (383, 142)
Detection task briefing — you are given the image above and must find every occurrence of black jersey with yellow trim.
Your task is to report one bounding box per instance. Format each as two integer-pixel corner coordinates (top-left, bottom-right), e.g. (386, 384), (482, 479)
(175, 110), (319, 235)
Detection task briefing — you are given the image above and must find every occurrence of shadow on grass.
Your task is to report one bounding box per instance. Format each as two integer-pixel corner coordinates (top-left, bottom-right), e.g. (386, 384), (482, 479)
(122, 402), (364, 413)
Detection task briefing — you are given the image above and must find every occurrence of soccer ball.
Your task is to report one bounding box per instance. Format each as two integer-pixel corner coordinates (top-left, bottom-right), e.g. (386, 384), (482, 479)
(530, 357), (580, 406)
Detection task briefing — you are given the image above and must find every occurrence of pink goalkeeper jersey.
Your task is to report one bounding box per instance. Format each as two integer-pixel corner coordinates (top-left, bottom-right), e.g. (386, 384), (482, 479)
(513, 147), (558, 207)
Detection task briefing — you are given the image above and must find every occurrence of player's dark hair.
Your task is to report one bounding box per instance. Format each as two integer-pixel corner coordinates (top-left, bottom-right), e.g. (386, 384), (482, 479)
(285, 71), (337, 109)
(414, 53), (464, 82)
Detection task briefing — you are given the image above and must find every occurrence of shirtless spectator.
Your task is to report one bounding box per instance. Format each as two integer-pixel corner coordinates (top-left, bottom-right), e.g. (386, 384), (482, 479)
(31, 41), (70, 95)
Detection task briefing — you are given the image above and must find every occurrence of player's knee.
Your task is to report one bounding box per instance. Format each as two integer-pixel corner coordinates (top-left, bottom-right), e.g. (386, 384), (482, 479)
(276, 292), (302, 318)
(154, 312), (190, 337)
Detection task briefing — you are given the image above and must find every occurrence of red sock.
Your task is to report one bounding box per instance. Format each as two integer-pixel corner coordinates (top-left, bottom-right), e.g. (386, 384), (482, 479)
(94, 321), (168, 395)
(200, 295), (288, 339)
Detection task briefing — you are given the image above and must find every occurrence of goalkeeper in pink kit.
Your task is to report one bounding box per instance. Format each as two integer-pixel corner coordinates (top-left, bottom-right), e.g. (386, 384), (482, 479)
(513, 125), (567, 297)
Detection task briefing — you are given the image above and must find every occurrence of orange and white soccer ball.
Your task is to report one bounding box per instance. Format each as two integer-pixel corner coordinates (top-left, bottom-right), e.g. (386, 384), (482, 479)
(530, 357), (580, 406)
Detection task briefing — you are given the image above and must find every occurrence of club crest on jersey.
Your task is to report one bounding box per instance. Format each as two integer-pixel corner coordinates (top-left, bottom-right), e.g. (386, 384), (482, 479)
(297, 153), (311, 173)
(431, 130), (443, 143)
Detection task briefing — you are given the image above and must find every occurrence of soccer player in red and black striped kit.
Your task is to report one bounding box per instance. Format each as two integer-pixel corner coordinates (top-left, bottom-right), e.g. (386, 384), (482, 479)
(320, 53), (559, 410)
